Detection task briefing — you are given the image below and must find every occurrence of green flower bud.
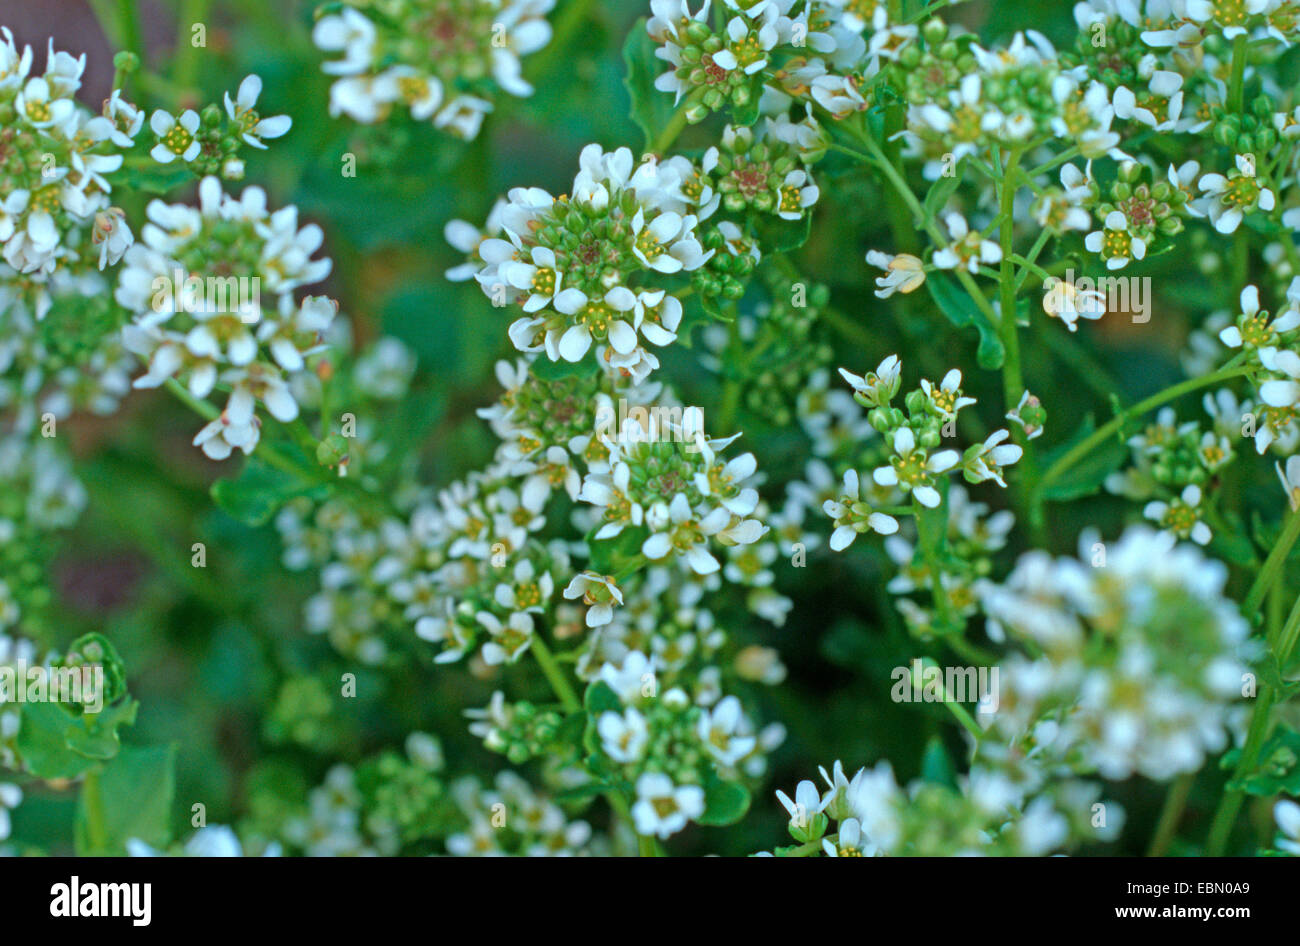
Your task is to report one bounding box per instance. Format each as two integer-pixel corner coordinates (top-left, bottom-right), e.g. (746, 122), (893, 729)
(112, 51), (140, 73)
(317, 433), (350, 468)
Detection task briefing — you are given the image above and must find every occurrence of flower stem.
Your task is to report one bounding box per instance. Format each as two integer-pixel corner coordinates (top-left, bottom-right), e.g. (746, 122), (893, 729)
(1033, 359), (1253, 502)
(529, 632), (580, 713)
(530, 632), (665, 856)
(1228, 33), (1248, 114)
(1241, 506), (1300, 614)
(1146, 773), (1194, 857)
(1205, 540), (1300, 854)
(996, 148), (1044, 544)
(652, 88), (707, 154)
(80, 770), (110, 854)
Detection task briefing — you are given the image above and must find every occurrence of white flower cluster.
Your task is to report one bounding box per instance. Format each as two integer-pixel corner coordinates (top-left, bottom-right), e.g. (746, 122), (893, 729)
(589, 648), (780, 839)
(577, 408), (767, 576)
(0, 271), (133, 431)
(976, 527), (1252, 782)
(115, 177), (335, 460)
(649, 0), (872, 121)
(445, 770), (599, 856)
(0, 29), (137, 284)
(312, 0), (555, 140)
(767, 758), (1109, 856)
(452, 145), (714, 375)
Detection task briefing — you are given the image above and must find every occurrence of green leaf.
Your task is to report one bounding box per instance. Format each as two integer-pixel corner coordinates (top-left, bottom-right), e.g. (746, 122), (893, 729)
(697, 771), (751, 826)
(757, 212), (813, 255)
(1230, 725), (1300, 797)
(920, 736), (958, 789)
(120, 160), (193, 195)
(75, 744), (177, 855)
(63, 699), (141, 760)
(924, 273), (1004, 370)
(622, 19), (675, 152)
(211, 454), (326, 527)
(586, 523), (649, 575)
(529, 355), (601, 382)
(583, 680), (622, 716)
(552, 780), (611, 804)
(922, 172), (960, 220)
(16, 699), (138, 780)
(1039, 415), (1127, 502)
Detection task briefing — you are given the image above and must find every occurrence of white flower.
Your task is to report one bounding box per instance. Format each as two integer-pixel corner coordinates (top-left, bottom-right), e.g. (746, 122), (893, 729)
(1276, 456), (1300, 511)
(15, 76), (75, 129)
(476, 610), (535, 665)
(1112, 67), (1183, 131)
(91, 207), (133, 269)
(822, 469), (899, 551)
(1275, 799), (1300, 856)
(1144, 483), (1211, 545)
(223, 74), (292, 149)
(498, 245), (563, 312)
(632, 773), (705, 838)
(1197, 155), (1275, 235)
(775, 778), (824, 827)
(598, 708), (649, 762)
(964, 429), (1023, 487)
(562, 571), (624, 627)
(312, 7), (377, 76)
(865, 250), (925, 298)
(148, 109), (201, 164)
(1084, 210), (1145, 270)
(823, 817), (872, 857)
(932, 213), (1001, 273)
(872, 427), (958, 508)
(920, 368), (976, 418)
(697, 695), (757, 766)
(1043, 277), (1106, 331)
(552, 286), (639, 361)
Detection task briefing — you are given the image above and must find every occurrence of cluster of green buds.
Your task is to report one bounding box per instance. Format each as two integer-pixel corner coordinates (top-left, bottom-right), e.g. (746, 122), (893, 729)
(0, 435), (86, 636)
(469, 692), (566, 765)
(691, 220), (761, 303)
(150, 102), (245, 178)
(56, 633), (129, 713)
(264, 676), (343, 752)
(1208, 93), (1281, 156)
(708, 124), (819, 220)
(890, 17), (979, 106)
(647, 6), (765, 123)
(353, 737), (459, 849)
(1059, 12), (1150, 94)
(1097, 158), (1189, 245)
(726, 274), (833, 428)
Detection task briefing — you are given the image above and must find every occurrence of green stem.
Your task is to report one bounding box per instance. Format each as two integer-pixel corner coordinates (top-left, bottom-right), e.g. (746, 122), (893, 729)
(1205, 686), (1274, 855)
(1033, 359), (1253, 499)
(652, 88), (707, 154)
(118, 0), (144, 66)
(529, 633), (580, 712)
(174, 0), (210, 93)
(996, 148), (1043, 543)
(1241, 507), (1300, 614)
(530, 633), (664, 856)
(1205, 550), (1300, 855)
(1146, 773), (1193, 857)
(1228, 33), (1248, 113)
(913, 660), (983, 742)
(81, 770), (110, 854)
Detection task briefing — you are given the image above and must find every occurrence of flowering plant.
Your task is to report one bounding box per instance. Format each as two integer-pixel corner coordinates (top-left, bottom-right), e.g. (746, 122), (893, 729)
(4, 0), (1300, 861)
